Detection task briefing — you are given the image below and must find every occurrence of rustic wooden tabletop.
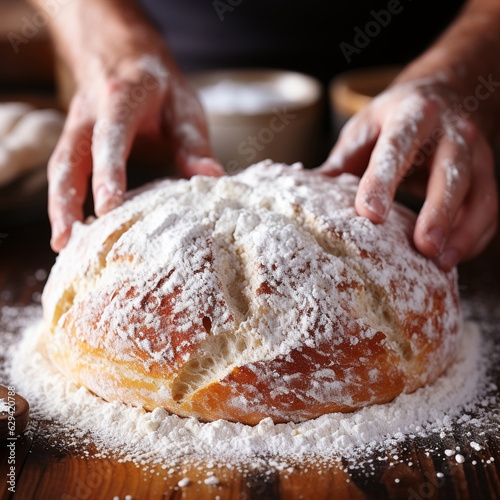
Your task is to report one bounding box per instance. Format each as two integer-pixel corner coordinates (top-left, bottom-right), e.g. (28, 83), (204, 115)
(0, 187), (499, 500)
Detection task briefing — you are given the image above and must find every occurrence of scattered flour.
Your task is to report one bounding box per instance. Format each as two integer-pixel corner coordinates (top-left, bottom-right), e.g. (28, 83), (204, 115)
(1, 303), (497, 474)
(40, 162), (463, 424)
(470, 441), (482, 451)
(177, 477), (190, 487)
(204, 476), (220, 485)
(135, 54), (169, 92)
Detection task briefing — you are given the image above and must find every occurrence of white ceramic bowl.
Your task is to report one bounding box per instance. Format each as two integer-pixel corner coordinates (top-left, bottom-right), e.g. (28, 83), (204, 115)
(189, 69), (323, 172)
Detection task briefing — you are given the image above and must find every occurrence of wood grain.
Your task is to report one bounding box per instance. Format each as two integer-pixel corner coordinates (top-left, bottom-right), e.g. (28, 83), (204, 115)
(0, 204), (499, 500)
(0, 386), (30, 443)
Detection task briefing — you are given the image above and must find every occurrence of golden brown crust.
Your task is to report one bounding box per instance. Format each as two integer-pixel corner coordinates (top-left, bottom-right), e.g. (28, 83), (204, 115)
(42, 162), (462, 425)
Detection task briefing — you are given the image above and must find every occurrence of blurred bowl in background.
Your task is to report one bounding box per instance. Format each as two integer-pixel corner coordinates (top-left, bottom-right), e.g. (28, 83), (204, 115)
(189, 69), (323, 173)
(329, 65), (402, 137)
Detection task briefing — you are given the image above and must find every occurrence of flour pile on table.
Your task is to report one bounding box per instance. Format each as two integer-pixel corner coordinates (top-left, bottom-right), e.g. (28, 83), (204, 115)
(1, 304), (498, 471)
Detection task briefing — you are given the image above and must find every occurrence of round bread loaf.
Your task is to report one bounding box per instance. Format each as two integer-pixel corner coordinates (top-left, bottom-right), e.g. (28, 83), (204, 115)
(42, 161), (462, 425)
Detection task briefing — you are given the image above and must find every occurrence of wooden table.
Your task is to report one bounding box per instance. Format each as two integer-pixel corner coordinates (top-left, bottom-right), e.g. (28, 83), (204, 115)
(0, 196), (499, 500)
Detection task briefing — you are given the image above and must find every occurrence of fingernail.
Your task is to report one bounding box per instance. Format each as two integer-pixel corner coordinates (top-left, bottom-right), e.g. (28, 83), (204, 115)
(362, 194), (388, 219)
(95, 185), (111, 215)
(317, 153), (343, 173)
(439, 248), (460, 270)
(426, 227), (444, 255)
(95, 185), (122, 215)
(51, 219), (71, 252)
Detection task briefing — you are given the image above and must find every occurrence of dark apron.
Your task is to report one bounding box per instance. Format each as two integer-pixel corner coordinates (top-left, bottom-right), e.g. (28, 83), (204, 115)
(136, 0), (464, 84)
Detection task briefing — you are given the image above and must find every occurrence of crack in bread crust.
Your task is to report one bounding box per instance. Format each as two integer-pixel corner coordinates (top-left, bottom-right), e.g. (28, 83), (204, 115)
(49, 217), (144, 331)
(170, 229), (261, 403)
(170, 206), (413, 405)
(289, 208), (414, 363)
(42, 161), (461, 424)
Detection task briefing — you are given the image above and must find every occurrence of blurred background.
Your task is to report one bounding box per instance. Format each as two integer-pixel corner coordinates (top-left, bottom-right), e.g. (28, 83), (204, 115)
(2, 0), (497, 231)
(0, 0), (57, 225)
(0, 0), (498, 306)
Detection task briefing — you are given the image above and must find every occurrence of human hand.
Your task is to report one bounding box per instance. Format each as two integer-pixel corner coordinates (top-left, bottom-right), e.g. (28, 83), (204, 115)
(318, 78), (498, 271)
(46, 2), (222, 252)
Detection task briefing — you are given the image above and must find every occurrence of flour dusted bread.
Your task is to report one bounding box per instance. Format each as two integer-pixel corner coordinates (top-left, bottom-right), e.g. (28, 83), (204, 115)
(42, 161), (462, 425)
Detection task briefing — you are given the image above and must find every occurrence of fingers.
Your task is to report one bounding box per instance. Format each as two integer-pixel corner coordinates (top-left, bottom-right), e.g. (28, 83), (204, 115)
(165, 79), (224, 177)
(355, 95), (440, 223)
(413, 137), (471, 258)
(318, 112), (380, 176)
(48, 97), (93, 252)
(49, 66), (224, 254)
(91, 79), (154, 216)
(318, 80), (498, 270)
(91, 120), (127, 217)
(436, 135), (498, 270)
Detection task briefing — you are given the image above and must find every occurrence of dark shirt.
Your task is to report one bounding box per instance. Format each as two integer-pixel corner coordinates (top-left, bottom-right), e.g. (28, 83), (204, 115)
(137, 0), (465, 85)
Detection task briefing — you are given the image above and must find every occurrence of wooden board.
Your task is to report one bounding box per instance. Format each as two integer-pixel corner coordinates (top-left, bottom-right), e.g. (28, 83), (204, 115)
(0, 209), (499, 500)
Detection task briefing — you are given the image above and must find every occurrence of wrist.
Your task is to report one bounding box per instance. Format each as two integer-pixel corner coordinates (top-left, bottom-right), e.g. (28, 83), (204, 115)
(44, 0), (167, 86)
(395, 59), (500, 141)
(393, 5), (500, 140)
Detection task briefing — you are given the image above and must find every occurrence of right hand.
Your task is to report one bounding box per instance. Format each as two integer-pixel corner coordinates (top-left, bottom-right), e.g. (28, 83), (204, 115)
(319, 77), (498, 271)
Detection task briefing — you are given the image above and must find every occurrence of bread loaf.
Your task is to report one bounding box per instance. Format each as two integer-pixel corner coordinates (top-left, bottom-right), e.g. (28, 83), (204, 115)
(42, 161), (462, 425)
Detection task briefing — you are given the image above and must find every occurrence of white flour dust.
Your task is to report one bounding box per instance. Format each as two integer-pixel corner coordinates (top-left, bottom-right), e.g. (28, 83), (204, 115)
(0, 398), (10, 413)
(1, 303), (498, 474)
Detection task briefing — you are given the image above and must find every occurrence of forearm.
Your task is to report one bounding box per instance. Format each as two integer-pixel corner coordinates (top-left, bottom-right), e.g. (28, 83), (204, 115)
(26, 0), (221, 252)
(26, 0), (166, 81)
(394, 0), (500, 138)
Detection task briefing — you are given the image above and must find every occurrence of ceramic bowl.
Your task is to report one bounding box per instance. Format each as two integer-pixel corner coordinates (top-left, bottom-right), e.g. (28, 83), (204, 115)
(189, 69), (323, 172)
